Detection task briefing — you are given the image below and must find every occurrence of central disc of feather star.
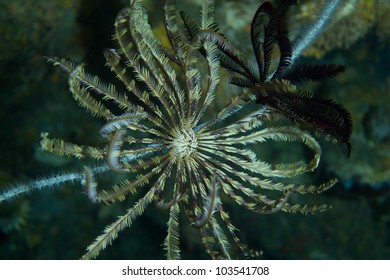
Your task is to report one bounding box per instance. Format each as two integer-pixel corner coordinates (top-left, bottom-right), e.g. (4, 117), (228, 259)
(170, 128), (198, 160)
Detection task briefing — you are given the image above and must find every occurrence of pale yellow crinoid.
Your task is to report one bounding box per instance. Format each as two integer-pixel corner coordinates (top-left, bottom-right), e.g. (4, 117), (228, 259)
(6, 0), (337, 259)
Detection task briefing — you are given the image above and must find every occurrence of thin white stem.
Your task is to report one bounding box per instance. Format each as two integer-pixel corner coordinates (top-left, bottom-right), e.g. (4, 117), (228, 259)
(0, 166), (108, 203)
(291, 0), (342, 65)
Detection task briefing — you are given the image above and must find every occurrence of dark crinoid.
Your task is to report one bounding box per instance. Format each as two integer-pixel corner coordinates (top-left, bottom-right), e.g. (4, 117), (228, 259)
(181, 0), (352, 156)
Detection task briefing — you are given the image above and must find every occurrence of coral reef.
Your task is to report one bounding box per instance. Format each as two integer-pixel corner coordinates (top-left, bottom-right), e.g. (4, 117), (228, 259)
(0, 0), (81, 65)
(0, 0), (389, 260)
(2, 0), (351, 260)
(375, 0), (390, 45)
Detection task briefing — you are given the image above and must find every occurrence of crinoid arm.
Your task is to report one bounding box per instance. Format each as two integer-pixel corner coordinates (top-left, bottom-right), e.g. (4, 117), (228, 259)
(82, 163), (173, 260)
(178, 0), (352, 157)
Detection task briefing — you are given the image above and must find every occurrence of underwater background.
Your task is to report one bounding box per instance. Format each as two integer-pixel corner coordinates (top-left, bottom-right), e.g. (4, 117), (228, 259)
(0, 0), (389, 259)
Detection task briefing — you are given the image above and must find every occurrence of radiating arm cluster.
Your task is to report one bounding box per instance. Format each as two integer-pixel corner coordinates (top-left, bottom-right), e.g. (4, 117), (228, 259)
(0, 0), (351, 259)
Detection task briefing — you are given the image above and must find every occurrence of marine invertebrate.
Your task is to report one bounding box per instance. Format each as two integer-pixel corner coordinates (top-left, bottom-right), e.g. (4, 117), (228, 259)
(0, 0), (349, 259)
(181, 0), (352, 155)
